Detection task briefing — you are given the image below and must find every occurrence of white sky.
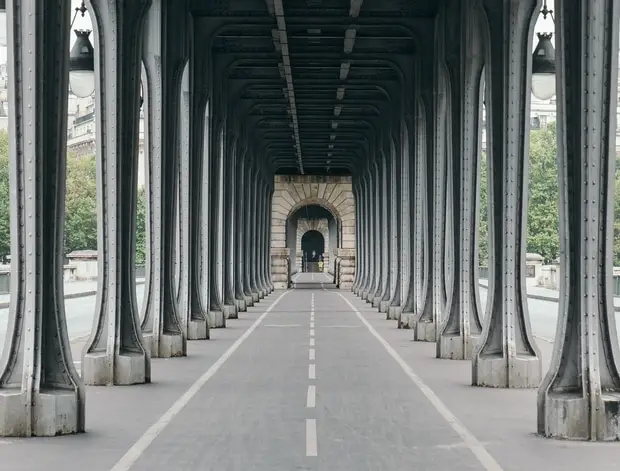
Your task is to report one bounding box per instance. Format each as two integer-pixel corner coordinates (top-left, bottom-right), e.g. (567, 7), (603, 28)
(0, 0), (557, 66)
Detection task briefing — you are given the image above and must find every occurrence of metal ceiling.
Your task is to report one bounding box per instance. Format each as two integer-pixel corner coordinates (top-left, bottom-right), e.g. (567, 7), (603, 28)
(195, 0), (437, 175)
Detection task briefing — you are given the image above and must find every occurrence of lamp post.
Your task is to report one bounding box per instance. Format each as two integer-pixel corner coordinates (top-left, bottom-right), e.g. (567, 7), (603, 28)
(531, 0), (556, 100)
(69, 2), (95, 98)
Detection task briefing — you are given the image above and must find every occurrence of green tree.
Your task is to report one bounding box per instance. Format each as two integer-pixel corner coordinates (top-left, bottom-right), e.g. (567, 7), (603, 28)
(526, 122), (559, 263)
(478, 152), (489, 266)
(0, 130), (9, 261)
(64, 154), (98, 253)
(135, 186), (147, 265)
(614, 157), (620, 265)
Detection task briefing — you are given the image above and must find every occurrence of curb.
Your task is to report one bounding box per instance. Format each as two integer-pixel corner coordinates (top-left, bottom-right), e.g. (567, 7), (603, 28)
(0, 280), (146, 310)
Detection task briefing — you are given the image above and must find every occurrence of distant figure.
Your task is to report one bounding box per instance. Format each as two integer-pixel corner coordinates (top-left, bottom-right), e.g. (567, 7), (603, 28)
(318, 260), (324, 272)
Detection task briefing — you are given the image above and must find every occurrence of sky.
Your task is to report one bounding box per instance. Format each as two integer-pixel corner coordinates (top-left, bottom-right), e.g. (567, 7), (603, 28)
(0, 0), (556, 66)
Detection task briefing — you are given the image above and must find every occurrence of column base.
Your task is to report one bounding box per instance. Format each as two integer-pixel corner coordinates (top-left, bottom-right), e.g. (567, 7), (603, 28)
(437, 334), (479, 360)
(473, 354), (540, 388)
(258, 290), (266, 299)
(188, 318), (209, 340)
(235, 299), (247, 312)
(244, 295), (254, 307)
(372, 296), (382, 308)
(0, 389), (82, 436)
(251, 292), (260, 303)
(363, 291), (373, 303)
(387, 305), (402, 320)
(540, 393), (620, 440)
(398, 312), (415, 329)
(379, 300), (390, 313)
(208, 310), (226, 328)
(223, 304), (238, 320)
(413, 321), (436, 342)
(143, 332), (186, 358)
(82, 351), (149, 385)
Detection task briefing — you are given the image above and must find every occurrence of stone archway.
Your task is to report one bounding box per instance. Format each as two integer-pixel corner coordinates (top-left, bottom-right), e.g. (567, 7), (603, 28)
(297, 219), (330, 271)
(270, 175), (355, 289)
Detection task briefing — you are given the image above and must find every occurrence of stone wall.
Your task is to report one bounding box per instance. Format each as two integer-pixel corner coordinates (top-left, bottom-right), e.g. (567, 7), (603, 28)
(270, 175), (355, 289)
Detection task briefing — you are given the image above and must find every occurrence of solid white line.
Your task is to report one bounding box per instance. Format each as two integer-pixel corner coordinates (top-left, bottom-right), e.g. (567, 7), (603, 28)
(306, 385), (316, 408)
(306, 419), (317, 456)
(110, 291), (290, 471)
(310, 329), (315, 337)
(309, 348), (315, 361)
(309, 338), (315, 346)
(308, 364), (316, 380)
(310, 321), (315, 329)
(334, 291), (504, 471)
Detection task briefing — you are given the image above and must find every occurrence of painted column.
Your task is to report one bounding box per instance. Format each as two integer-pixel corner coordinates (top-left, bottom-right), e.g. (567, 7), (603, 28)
(370, 154), (385, 306)
(185, 23), (211, 339)
(0, 0), (85, 436)
(377, 147), (392, 309)
(352, 177), (364, 294)
(259, 177), (271, 294)
(414, 43), (445, 343)
(538, 0), (620, 440)
(234, 146), (248, 311)
(248, 166), (261, 301)
(365, 163), (380, 302)
(359, 171), (371, 298)
(82, 0), (151, 385)
(266, 184), (276, 291)
(386, 135), (403, 319)
(140, 0), (187, 357)
(438, 0), (484, 360)
(242, 160), (256, 304)
(221, 131), (239, 319)
(472, 0), (541, 387)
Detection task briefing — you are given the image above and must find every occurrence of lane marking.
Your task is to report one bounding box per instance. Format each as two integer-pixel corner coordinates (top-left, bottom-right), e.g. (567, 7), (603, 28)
(309, 338), (315, 346)
(110, 291), (290, 471)
(333, 291), (504, 471)
(308, 364), (316, 380)
(309, 349), (315, 361)
(310, 321), (315, 329)
(306, 385), (316, 408)
(310, 329), (315, 337)
(306, 419), (318, 456)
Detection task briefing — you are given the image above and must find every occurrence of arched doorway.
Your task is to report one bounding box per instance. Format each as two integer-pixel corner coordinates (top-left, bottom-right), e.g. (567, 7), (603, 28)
(301, 230), (325, 272)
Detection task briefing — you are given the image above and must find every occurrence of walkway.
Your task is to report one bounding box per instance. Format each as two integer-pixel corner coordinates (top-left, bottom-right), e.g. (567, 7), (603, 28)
(1, 273), (619, 470)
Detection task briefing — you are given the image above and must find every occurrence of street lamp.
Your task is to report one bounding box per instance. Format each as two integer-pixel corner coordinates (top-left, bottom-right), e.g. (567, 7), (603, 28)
(531, 1), (556, 100)
(69, 2), (95, 98)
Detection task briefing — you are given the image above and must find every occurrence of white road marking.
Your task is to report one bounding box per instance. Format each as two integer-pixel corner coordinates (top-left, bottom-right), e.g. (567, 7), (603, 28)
(310, 321), (315, 328)
(309, 338), (315, 346)
(310, 329), (315, 336)
(309, 349), (315, 361)
(306, 419), (318, 456)
(109, 291), (290, 471)
(306, 385), (316, 408)
(308, 364), (316, 380)
(334, 291), (505, 471)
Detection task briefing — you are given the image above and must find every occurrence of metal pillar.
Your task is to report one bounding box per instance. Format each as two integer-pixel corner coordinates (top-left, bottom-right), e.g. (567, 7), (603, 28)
(538, 0), (620, 440)
(82, 0), (151, 385)
(257, 178), (270, 295)
(472, 0), (541, 387)
(0, 0), (85, 436)
(222, 132), (239, 319)
(248, 164), (261, 302)
(365, 161), (380, 302)
(385, 138), (402, 319)
(234, 146), (248, 311)
(437, 0), (484, 360)
(242, 160), (256, 306)
(141, 0), (188, 356)
(371, 151), (387, 307)
(266, 184), (276, 292)
(414, 50), (445, 343)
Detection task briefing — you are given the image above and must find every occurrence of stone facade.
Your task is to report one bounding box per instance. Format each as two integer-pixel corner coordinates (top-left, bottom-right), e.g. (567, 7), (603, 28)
(270, 175), (355, 289)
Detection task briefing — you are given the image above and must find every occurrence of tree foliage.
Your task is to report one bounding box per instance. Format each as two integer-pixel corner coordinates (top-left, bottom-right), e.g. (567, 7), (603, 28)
(0, 130), (9, 261)
(64, 153), (98, 254)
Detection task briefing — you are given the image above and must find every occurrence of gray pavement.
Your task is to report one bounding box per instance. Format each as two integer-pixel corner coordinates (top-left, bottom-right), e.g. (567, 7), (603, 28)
(1, 273), (620, 470)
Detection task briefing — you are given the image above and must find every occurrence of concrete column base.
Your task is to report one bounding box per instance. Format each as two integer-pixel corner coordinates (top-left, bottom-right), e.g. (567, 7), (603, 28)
(235, 298), (247, 312)
(398, 312), (415, 329)
(437, 334), (479, 360)
(143, 332), (186, 358)
(473, 355), (540, 388)
(251, 292), (260, 303)
(387, 305), (402, 320)
(258, 290), (266, 299)
(0, 390), (82, 437)
(378, 300), (390, 313)
(413, 321), (437, 342)
(223, 304), (238, 319)
(244, 295), (254, 307)
(361, 290), (370, 301)
(208, 310), (226, 328)
(82, 351), (149, 385)
(540, 393), (620, 440)
(188, 319), (209, 340)
(372, 296), (382, 308)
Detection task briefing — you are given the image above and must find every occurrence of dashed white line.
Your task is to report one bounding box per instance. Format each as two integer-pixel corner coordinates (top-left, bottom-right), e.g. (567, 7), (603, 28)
(110, 291), (290, 471)
(334, 291), (504, 471)
(310, 321), (315, 328)
(309, 338), (315, 346)
(306, 419), (318, 456)
(310, 329), (315, 336)
(308, 364), (316, 380)
(309, 349), (315, 361)
(306, 385), (316, 408)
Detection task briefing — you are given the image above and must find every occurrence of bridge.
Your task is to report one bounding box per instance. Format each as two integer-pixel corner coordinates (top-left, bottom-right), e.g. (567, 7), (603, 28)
(1, 0), (620, 469)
